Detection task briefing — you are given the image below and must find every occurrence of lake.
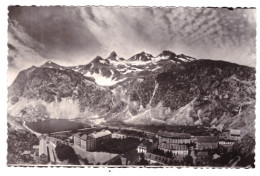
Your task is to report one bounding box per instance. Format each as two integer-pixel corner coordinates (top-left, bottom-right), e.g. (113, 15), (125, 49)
(25, 119), (91, 134)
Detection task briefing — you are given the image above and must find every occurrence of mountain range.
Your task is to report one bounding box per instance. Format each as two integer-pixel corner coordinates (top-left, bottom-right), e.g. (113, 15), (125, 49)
(8, 50), (255, 139)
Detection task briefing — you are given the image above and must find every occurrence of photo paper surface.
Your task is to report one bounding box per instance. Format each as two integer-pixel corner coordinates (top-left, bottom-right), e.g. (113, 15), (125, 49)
(7, 6), (256, 168)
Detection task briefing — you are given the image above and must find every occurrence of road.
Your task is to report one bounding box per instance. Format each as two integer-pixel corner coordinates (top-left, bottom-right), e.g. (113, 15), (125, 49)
(225, 156), (241, 167)
(230, 156), (241, 167)
(22, 121), (42, 136)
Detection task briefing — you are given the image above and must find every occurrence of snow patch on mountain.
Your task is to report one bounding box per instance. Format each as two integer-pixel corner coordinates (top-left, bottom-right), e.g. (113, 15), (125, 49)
(85, 71), (126, 86)
(99, 59), (108, 64)
(152, 55), (169, 62)
(126, 60), (152, 65)
(109, 60), (127, 66)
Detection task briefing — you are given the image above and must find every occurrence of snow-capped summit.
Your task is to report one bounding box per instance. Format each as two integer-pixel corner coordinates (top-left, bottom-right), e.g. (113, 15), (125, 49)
(39, 50), (197, 87)
(91, 56), (110, 65)
(41, 61), (65, 70)
(177, 54), (196, 62)
(128, 51), (153, 61)
(154, 50), (176, 60)
(154, 50), (196, 63)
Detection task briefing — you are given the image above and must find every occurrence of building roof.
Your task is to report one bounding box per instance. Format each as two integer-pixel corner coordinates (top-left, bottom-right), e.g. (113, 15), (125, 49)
(47, 137), (58, 144)
(33, 145), (39, 149)
(138, 141), (153, 149)
(74, 132), (81, 137)
(22, 150), (31, 155)
(39, 139), (48, 156)
(80, 134), (89, 140)
(230, 129), (240, 135)
(91, 130), (111, 138)
(195, 136), (218, 143)
(158, 143), (188, 150)
(112, 132), (126, 136)
(219, 139), (235, 142)
(157, 130), (191, 139)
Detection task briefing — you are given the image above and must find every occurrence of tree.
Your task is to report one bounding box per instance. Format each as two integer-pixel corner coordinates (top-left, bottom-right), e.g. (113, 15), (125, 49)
(184, 154), (193, 166)
(165, 151), (173, 158)
(55, 144), (80, 165)
(168, 160), (174, 165)
(68, 152), (80, 165)
(140, 152), (145, 159)
(139, 158), (149, 165)
(82, 158), (89, 165)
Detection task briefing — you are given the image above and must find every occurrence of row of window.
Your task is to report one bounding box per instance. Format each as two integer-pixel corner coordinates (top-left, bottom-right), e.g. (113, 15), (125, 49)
(219, 141), (234, 145)
(159, 144), (187, 150)
(159, 138), (190, 143)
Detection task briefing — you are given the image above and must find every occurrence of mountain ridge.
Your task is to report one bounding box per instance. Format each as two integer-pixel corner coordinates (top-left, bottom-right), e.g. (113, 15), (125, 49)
(8, 50), (255, 140)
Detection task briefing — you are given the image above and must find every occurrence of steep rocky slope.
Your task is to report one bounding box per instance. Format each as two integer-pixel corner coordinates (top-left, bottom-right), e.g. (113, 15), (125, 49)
(8, 66), (125, 120)
(105, 59), (255, 137)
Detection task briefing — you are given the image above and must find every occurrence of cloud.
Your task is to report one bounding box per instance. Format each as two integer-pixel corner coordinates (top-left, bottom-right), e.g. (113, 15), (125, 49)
(8, 20), (49, 85)
(9, 7), (102, 63)
(8, 6), (256, 73)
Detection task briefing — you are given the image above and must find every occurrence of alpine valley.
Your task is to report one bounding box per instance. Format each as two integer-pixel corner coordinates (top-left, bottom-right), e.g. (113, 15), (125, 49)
(8, 50), (255, 140)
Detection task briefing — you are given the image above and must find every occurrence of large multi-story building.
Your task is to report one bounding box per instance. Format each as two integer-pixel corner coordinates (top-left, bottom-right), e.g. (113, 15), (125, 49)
(73, 129), (111, 151)
(158, 143), (189, 156)
(157, 130), (191, 144)
(218, 139), (235, 150)
(73, 132), (81, 147)
(91, 130), (112, 144)
(194, 136), (218, 150)
(112, 132), (127, 139)
(80, 134), (96, 151)
(137, 141), (153, 154)
(220, 129), (241, 141)
(230, 129), (241, 141)
(157, 130), (191, 156)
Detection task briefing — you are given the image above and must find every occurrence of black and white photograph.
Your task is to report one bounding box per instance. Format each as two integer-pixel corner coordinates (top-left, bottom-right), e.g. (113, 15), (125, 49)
(6, 5), (256, 168)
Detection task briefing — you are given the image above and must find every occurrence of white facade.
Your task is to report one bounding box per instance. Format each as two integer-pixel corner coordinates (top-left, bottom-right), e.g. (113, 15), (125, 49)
(91, 130), (111, 138)
(219, 141), (234, 145)
(112, 133), (126, 139)
(137, 146), (147, 154)
(172, 150), (189, 156)
(159, 137), (190, 144)
(159, 146), (189, 156)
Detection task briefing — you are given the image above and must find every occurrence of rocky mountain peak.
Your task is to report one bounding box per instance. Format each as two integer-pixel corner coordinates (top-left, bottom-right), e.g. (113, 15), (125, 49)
(159, 50), (176, 57)
(92, 56), (104, 62)
(110, 51), (117, 57)
(41, 61), (63, 69)
(42, 61), (56, 66)
(107, 51), (121, 61)
(128, 51), (153, 61)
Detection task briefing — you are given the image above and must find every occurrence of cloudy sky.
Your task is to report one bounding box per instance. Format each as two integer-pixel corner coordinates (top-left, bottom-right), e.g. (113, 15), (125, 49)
(8, 6), (256, 84)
